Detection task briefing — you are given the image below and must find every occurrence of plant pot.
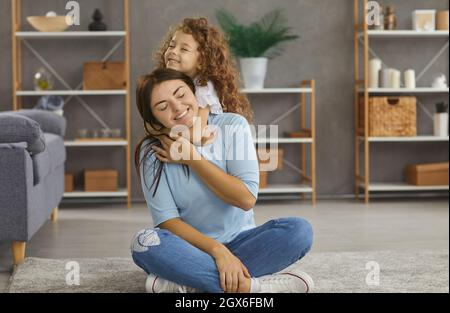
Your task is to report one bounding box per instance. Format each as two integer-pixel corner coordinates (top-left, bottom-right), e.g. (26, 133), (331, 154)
(239, 57), (268, 89)
(433, 113), (449, 137)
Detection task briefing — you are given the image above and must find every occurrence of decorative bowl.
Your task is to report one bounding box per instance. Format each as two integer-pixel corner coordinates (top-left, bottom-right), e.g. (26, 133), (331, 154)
(27, 16), (71, 32)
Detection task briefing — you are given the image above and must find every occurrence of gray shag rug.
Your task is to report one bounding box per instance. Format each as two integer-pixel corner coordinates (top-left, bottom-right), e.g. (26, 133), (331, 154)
(6, 250), (449, 293)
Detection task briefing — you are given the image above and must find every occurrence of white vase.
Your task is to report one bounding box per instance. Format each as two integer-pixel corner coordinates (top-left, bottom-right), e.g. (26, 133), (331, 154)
(239, 57), (268, 89)
(434, 113), (449, 137)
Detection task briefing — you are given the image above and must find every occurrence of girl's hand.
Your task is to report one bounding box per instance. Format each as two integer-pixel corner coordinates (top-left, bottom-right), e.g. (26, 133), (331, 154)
(153, 134), (199, 165)
(212, 245), (251, 293)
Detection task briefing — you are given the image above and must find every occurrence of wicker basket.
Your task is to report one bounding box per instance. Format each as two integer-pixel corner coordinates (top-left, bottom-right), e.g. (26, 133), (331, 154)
(359, 96), (417, 136)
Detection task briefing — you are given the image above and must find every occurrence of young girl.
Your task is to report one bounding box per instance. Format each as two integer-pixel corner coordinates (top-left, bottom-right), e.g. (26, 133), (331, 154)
(145, 17), (253, 140)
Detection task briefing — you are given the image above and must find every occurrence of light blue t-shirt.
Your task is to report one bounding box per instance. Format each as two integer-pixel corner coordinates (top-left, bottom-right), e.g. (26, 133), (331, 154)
(140, 113), (259, 244)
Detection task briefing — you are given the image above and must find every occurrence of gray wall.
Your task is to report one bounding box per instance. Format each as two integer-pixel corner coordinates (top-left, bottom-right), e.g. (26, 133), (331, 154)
(1, 0), (448, 202)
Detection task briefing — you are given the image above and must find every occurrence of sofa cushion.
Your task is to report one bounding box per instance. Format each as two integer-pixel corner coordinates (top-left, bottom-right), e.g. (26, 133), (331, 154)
(15, 109), (66, 137)
(31, 133), (66, 185)
(0, 142), (28, 149)
(0, 113), (46, 155)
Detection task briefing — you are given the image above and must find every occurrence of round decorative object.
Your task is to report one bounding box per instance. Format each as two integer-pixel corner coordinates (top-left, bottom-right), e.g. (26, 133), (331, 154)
(27, 16), (70, 32)
(77, 129), (89, 139)
(35, 95), (64, 110)
(111, 129), (122, 138)
(34, 68), (54, 90)
(431, 74), (448, 88)
(45, 11), (57, 17)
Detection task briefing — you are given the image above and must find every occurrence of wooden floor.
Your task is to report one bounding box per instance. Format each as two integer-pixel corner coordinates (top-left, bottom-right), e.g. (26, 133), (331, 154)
(1, 198), (448, 292)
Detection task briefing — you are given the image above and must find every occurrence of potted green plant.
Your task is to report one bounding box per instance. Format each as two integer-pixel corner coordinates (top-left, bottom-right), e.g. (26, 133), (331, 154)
(215, 9), (298, 89)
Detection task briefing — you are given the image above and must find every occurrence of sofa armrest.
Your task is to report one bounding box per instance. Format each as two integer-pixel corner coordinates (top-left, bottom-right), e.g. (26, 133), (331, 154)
(0, 147), (33, 241)
(0, 113), (45, 155)
(15, 109), (66, 137)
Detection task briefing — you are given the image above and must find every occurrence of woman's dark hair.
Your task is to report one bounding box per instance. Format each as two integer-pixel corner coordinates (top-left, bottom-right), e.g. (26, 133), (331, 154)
(135, 68), (195, 197)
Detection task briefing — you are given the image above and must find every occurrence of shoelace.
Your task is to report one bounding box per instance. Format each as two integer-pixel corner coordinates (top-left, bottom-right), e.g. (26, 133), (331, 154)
(164, 279), (194, 293)
(260, 274), (298, 292)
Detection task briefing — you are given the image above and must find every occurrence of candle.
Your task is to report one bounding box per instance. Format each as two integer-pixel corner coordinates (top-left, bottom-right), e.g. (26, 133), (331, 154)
(389, 69), (401, 88)
(379, 68), (390, 88)
(404, 69), (416, 89)
(369, 59), (382, 88)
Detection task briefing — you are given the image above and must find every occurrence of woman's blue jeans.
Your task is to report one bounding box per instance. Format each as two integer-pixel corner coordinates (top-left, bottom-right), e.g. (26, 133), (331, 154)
(131, 217), (313, 293)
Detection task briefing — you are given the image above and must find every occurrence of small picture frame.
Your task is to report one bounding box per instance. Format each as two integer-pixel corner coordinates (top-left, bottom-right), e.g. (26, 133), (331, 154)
(412, 10), (436, 31)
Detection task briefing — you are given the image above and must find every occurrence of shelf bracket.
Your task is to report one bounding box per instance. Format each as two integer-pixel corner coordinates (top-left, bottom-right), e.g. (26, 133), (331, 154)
(283, 158), (305, 176)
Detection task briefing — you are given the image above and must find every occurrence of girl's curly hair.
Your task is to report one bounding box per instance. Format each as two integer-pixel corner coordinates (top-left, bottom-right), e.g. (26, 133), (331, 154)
(154, 17), (254, 123)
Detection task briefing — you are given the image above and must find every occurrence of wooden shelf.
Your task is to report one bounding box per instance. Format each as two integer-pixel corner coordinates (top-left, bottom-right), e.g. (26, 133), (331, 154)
(359, 182), (449, 192)
(64, 140), (128, 147)
(64, 189), (128, 198)
(247, 81), (316, 203)
(360, 30), (449, 38)
(15, 31), (127, 39)
(358, 136), (449, 142)
(259, 183), (313, 194)
(16, 90), (127, 96)
(255, 137), (313, 144)
(354, 1), (449, 203)
(359, 87), (449, 94)
(241, 88), (312, 94)
(11, 0), (133, 207)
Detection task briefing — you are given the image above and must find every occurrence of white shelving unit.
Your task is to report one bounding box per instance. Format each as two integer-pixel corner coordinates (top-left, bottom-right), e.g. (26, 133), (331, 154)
(360, 30), (450, 38)
(359, 136), (449, 142)
(15, 31), (127, 38)
(64, 189), (128, 198)
(246, 82), (316, 204)
(354, 0), (449, 203)
(360, 182), (449, 192)
(12, 0), (132, 207)
(64, 140), (128, 147)
(16, 90), (127, 96)
(241, 87), (312, 94)
(255, 137), (313, 144)
(258, 184), (314, 194)
(360, 88), (449, 94)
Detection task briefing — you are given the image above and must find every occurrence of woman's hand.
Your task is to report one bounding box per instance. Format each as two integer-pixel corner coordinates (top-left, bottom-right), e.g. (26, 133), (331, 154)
(152, 134), (199, 165)
(212, 245), (251, 293)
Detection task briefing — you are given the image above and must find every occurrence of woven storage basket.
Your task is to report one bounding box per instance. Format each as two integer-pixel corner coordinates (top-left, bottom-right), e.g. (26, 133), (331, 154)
(359, 96), (417, 136)
(83, 62), (126, 90)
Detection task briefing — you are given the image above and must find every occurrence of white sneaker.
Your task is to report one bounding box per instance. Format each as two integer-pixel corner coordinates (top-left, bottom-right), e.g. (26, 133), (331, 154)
(258, 269), (314, 293)
(145, 274), (202, 293)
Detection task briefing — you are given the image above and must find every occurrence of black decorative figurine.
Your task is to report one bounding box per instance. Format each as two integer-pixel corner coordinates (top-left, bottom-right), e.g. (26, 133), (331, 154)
(88, 9), (107, 31)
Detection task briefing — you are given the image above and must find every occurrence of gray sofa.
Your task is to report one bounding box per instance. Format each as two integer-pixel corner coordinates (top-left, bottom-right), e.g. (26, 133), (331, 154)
(0, 109), (66, 265)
